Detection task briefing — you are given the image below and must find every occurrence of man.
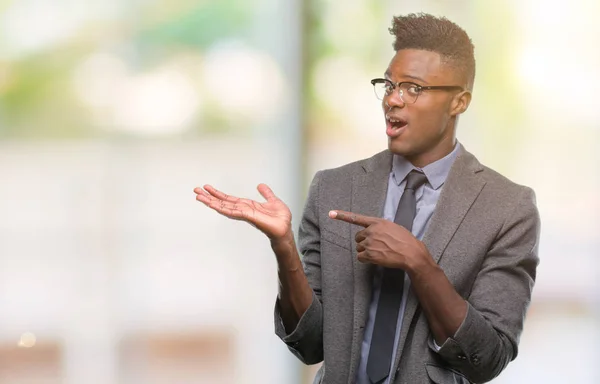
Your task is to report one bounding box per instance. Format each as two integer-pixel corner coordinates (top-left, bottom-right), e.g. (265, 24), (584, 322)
(195, 13), (540, 384)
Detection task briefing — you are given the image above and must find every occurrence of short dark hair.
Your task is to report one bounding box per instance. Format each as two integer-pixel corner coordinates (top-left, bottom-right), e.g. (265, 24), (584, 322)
(389, 13), (476, 90)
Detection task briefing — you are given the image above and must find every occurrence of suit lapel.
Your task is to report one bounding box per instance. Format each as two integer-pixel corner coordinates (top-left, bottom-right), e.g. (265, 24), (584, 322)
(392, 148), (486, 374)
(422, 149), (485, 264)
(347, 150), (393, 381)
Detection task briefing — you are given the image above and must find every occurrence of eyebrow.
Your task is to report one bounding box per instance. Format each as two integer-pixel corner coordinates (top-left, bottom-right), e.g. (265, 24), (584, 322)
(384, 70), (428, 84)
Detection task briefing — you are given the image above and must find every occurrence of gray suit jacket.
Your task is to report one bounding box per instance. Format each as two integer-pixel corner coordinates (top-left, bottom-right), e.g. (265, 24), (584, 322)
(274, 147), (540, 384)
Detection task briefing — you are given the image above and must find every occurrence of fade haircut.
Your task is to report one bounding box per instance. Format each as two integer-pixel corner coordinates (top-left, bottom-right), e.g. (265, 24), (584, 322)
(389, 13), (476, 90)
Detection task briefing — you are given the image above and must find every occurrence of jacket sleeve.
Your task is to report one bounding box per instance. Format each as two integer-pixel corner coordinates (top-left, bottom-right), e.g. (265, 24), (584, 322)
(273, 171), (324, 365)
(434, 187), (541, 383)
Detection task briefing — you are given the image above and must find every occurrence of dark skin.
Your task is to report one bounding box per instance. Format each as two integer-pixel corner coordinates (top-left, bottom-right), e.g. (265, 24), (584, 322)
(384, 49), (471, 167)
(328, 210), (466, 345)
(194, 48), (473, 344)
(194, 184), (312, 332)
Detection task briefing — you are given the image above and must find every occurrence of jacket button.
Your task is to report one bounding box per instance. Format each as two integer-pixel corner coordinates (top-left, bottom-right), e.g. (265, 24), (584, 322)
(457, 353), (467, 360)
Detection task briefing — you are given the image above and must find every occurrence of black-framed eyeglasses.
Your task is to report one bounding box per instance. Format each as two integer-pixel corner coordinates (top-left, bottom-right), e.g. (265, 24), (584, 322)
(370, 78), (463, 104)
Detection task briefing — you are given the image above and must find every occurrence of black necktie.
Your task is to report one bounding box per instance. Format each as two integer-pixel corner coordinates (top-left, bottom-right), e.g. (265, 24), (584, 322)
(366, 170), (428, 384)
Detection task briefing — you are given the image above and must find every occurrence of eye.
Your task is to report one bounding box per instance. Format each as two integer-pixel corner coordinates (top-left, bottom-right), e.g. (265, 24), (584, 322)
(406, 84), (421, 96)
(384, 81), (394, 94)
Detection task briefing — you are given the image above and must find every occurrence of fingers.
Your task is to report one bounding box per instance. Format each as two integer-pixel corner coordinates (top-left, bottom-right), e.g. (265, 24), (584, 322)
(197, 184), (275, 204)
(194, 187), (242, 215)
(328, 210), (378, 228)
(355, 229), (367, 243)
(203, 185), (240, 203)
(356, 242), (366, 253)
(194, 185), (248, 212)
(197, 194), (252, 221)
(257, 183), (277, 202)
(355, 231), (367, 253)
(216, 206), (252, 221)
(357, 250), (371, 264)
(195, 188), (215, 206)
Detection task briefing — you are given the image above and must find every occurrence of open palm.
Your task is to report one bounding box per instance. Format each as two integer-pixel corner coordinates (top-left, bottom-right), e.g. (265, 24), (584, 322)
(194, 183), (292, 240)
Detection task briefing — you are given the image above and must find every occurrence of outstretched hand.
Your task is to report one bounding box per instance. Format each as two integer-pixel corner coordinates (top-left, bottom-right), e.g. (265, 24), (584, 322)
(328, 210), (430, 270)
(194, 184), (292, 240)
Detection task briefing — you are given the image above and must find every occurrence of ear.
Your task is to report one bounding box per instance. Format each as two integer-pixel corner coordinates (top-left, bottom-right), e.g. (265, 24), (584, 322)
(450, 90), (472, 116)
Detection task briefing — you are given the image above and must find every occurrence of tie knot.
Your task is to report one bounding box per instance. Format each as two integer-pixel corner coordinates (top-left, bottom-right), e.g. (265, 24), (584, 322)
(404, 170), (428, 191)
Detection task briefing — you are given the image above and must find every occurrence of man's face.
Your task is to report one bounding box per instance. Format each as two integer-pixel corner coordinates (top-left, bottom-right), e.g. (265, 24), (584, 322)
(383, 49), (468, 166)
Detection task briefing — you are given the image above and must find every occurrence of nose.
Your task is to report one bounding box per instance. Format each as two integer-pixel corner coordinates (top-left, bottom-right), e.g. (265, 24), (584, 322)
(384, 89), (405, 110)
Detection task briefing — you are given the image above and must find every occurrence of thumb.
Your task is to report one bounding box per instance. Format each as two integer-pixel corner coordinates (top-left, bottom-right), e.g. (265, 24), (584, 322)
(257, 183), (278, 202)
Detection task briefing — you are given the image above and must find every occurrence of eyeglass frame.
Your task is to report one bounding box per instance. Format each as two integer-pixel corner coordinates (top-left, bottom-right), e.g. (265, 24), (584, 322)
(370, 78), (464, 104)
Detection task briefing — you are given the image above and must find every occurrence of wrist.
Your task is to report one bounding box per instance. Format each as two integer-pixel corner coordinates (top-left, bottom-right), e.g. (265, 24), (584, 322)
(271, 231), (298, 267)
(405, 242), (438, 278)
(270, 230), (295, 249)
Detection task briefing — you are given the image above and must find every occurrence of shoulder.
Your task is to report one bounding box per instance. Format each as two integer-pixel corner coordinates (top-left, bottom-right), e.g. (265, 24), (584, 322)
(460, 147), (534, 192)
(482, 165), (532, 193)
(483, 167), (535, 205)
(452, 148), (540, 247)
(460, 148), (537, 207)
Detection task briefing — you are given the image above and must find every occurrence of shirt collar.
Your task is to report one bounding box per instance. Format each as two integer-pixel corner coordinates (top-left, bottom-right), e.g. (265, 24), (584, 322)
(392, 142), (462, 190)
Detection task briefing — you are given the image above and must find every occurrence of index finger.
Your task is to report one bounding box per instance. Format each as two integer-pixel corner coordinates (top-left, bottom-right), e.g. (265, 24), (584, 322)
(328, 210), (378, 228)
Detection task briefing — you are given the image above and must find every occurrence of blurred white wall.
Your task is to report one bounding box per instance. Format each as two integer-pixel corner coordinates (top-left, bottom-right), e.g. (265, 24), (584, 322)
(0, 139), (300, 383)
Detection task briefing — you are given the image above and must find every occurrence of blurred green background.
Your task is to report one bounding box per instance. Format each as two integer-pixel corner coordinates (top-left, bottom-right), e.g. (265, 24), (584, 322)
(0, 0), (598, 383)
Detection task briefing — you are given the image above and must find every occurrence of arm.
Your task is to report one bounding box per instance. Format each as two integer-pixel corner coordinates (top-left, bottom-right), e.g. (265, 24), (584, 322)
(194, 174), (325, 365)
(271, 231), (313, 334)
(273, 171), (324, 364)
(407, 261), (467, 348)
(330, 187), (540, 383)
(410, 188), (540, 383)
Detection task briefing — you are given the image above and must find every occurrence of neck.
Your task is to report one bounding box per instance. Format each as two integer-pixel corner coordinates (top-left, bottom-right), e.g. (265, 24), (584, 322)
(406, 135), (456, 168)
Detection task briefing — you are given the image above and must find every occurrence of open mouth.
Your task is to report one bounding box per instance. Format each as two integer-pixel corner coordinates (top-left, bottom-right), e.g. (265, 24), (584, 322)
(388, 118), (408, 129)
(386, 116), (408, 133)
